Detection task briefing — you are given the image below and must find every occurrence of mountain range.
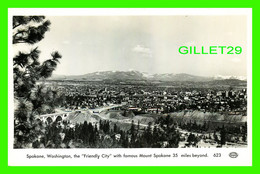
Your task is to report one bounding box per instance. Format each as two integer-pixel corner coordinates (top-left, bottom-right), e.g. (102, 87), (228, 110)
(49, 70), (247, 82)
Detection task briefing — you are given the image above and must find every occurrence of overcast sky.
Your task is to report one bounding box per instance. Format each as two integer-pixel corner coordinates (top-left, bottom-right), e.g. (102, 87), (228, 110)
(33, 15), (247, 76)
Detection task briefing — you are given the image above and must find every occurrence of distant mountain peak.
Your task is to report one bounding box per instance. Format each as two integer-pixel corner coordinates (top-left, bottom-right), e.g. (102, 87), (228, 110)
(213, 75), (247, 81)
(49, 70), (246, 82)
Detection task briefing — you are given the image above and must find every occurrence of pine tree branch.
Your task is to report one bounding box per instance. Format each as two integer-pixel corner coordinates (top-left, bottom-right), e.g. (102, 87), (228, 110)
(13, 20), (51, 45)
(13, 16), (45, 29)
(13, 23), (22, 29)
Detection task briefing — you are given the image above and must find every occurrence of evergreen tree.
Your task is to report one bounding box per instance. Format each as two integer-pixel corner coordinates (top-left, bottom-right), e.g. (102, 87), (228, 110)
(13, 16), (62, 148)
(144, 122), (153, 146)
(220, 125), (226, 146)
(130, 120), (136, 147)
(113, 123), (118, 133)
(152, 125), (160, 147)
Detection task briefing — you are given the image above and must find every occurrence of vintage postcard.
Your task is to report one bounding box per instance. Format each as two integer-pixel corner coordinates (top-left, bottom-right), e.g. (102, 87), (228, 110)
(8, 8), (252, 166)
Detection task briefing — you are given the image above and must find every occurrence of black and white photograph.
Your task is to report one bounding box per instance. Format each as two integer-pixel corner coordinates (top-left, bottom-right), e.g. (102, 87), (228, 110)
(12, 13), (249, 150)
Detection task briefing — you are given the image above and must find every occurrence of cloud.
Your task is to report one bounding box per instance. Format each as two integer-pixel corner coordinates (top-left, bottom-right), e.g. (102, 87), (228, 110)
(132, 45), (152, 57)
